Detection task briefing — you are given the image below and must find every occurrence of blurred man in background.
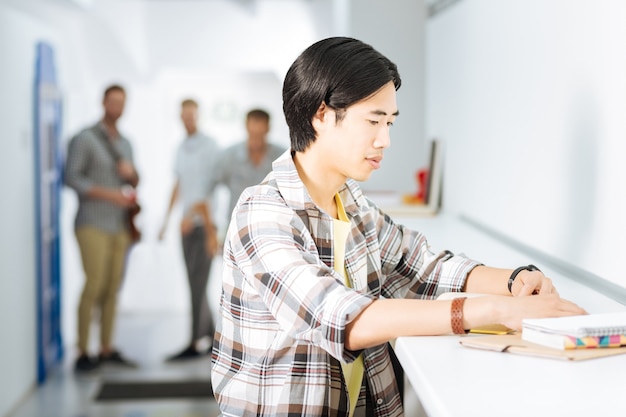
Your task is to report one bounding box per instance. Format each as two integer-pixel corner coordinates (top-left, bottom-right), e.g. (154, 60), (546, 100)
(65, 84), (139, 371)
(210, 108), (286, 227)
(159, 98), (219, 360)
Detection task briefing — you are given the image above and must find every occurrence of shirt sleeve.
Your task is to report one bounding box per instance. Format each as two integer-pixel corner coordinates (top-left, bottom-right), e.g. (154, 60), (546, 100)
(225, 188), (374, 361)
(207, 148), (228, 194)
(64, 133), (93, 195)
(373, 204), (482, 299)
(173, 145), (182, 178)
(120, 138), (134, 163)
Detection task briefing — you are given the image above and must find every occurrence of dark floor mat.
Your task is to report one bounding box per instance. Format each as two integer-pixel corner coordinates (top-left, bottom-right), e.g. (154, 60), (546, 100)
(95, 380), (213, 401)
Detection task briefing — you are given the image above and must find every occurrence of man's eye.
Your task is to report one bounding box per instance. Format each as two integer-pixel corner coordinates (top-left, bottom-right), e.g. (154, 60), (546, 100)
(368, 120), (379, 125)
(387, 121), (394, 127)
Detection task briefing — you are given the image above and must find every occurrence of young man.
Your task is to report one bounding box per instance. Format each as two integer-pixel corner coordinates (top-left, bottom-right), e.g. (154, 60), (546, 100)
(65, 84), (139, 371)
(159, 99), (219, 360)
(210, 108), (286, 223)
(210, 37), (585, 416)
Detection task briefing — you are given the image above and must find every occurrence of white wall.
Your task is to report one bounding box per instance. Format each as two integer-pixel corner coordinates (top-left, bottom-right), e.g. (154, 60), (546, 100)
(0, 5), (57, 416)
(350, 0), (427, 196)
(426, 0), (626, 292)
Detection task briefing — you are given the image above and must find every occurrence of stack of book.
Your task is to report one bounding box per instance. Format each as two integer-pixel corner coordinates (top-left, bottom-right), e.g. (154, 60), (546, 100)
(522, 312), (626, 350)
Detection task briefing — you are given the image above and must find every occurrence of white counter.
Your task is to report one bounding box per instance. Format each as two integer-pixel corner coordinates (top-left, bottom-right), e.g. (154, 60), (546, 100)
(391, 212), (626, 417)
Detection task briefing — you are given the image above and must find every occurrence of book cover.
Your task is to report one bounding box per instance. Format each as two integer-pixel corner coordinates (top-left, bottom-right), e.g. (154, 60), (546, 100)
(460, 334), (626, 361)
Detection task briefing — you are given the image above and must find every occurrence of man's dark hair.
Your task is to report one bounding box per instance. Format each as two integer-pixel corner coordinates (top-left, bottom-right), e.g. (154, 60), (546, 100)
(246, 108), (270, 122)
(282, 37), (401, 152)
(103, 84), (126, 101)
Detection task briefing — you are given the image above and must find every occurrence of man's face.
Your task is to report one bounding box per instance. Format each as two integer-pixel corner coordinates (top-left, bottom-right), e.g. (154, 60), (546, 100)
(246, 117), (270, 147)
(181, 105), (198, 133)
(103, 90), (126, 122)
(315, 81), (398, 183)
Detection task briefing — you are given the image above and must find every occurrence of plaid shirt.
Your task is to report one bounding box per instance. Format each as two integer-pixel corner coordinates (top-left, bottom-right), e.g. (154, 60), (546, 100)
(211, 150), (480, 417)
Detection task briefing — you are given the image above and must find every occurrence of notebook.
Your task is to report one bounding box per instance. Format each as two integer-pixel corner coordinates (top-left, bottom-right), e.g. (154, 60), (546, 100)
(522, 311), (626, 350)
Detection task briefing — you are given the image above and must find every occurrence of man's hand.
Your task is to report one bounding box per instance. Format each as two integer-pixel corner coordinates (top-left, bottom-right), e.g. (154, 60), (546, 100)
(110, 189), (136, 208)
(180, 216), (194, 236)
(205, 230), (218, 258)
(493, 293), (587, 331)
(511, 270), (557, 296)
(117, 160), (138, 184)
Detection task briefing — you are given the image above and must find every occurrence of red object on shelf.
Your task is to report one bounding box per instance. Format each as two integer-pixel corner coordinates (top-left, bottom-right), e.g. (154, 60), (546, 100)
(415, 168), (429, 200)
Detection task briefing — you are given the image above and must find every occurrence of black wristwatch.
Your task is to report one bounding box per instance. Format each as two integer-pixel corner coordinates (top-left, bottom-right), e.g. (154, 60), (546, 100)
(508, 264), (540, 294)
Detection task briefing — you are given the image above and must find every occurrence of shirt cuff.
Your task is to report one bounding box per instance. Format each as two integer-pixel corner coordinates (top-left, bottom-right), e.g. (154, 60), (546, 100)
(434, 255), (482, 297)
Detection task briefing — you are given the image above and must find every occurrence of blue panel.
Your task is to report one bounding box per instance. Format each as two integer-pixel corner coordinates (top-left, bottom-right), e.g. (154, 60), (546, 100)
(34, 41), (64, 384)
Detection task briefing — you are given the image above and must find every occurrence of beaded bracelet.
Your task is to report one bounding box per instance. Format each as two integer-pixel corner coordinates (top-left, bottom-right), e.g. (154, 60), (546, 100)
(450, 297), (468, 334)
(507, 264), (540, 294)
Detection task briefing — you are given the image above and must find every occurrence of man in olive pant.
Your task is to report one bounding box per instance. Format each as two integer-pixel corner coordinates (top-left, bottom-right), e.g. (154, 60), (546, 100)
(65, 84), (139, 371)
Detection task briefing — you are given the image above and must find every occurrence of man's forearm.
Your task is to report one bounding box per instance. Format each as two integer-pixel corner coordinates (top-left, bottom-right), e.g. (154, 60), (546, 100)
(345, 299), (454, 350)
(463, 265), (511, 295)
(87, 185), (118, 202)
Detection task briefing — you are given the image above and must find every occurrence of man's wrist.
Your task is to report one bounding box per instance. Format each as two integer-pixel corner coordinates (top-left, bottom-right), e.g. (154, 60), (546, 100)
(508, 264), (540, 294)
(451, 297), (468, 334)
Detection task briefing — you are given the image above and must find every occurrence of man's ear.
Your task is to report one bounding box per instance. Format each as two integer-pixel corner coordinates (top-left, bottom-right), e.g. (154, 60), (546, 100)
(311, 102), (329, 131)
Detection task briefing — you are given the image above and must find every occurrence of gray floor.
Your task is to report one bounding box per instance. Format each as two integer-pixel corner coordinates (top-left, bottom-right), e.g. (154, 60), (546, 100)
(8, 303), (426, 417)
(8, 311), (221, 417)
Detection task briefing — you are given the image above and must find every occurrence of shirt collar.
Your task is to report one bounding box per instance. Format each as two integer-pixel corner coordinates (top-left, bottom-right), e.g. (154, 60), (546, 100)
(272, 149), (365, 216)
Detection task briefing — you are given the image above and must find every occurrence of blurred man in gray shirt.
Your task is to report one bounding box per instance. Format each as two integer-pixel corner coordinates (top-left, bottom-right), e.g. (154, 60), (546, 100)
(211, 109), (286, 226)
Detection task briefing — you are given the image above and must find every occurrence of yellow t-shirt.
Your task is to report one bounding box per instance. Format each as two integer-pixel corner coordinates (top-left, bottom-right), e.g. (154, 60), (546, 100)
(332, 193), (364, 417)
